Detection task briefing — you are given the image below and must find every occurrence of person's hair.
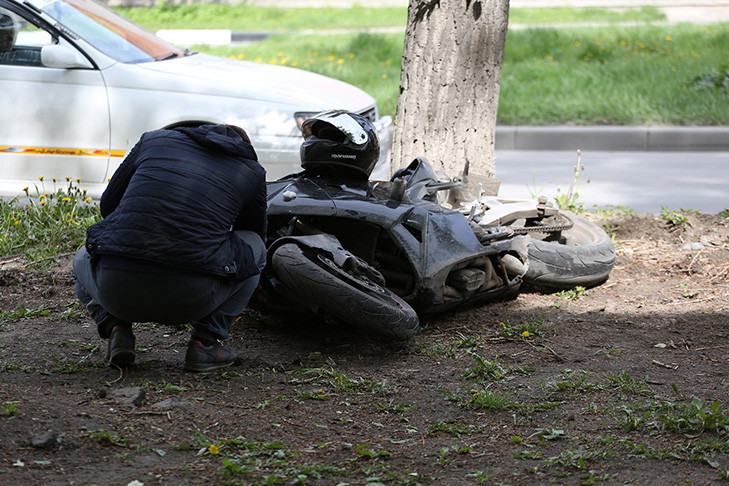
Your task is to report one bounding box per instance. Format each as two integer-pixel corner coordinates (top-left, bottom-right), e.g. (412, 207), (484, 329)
(223, 124), (251, 144)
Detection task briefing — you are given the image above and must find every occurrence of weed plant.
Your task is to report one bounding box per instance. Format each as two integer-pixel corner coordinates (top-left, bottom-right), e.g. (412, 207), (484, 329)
(0, 403), (21, 417)
(0, 179), (100, 263)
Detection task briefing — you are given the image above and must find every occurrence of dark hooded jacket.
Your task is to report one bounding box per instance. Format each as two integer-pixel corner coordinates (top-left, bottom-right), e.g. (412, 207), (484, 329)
(85, 125), (267, 281)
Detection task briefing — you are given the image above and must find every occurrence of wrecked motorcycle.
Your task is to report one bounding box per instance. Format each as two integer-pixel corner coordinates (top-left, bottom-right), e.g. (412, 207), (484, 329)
(252, 157), (615, 340)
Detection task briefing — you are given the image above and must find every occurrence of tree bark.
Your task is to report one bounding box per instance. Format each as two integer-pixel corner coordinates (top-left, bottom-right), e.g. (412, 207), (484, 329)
(392, 0), (510, 198)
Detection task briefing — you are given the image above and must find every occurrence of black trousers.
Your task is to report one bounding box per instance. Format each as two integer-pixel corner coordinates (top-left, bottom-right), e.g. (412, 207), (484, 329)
(72, 230), (266, 342)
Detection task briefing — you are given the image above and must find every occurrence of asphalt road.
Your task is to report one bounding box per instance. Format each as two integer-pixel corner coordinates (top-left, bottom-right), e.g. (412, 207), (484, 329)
(495, 150), (729, 214)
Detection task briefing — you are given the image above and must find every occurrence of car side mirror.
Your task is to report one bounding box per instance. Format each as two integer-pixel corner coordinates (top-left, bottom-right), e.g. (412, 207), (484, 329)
(41, 44), (93, 69)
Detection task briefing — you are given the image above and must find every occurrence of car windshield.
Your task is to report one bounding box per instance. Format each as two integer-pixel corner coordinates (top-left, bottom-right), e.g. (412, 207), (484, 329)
(36, 0), (184, 63)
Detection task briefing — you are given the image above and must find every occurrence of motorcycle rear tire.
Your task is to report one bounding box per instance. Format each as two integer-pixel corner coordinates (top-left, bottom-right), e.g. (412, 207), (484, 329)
(270, 243), (419, 341)
(524, 212), (615, 289)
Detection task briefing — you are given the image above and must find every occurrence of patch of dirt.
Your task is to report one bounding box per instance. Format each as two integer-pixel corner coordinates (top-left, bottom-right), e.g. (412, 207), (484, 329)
(1, 213), (728, 485)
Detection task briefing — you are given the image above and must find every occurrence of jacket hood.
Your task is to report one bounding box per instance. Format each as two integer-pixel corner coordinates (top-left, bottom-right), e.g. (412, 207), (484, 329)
(174, 124), (258, 161)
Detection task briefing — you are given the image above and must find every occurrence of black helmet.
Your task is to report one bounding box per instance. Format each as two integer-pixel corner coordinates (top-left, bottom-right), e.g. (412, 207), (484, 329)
(300, 110), (380, 179)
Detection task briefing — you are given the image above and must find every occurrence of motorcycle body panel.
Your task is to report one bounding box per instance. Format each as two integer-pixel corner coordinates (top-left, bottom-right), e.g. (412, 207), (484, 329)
(264, 172), (527, 315)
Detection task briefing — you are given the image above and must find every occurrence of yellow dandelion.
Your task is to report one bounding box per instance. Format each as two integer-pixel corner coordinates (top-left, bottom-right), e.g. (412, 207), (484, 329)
(14, 220), (19, 226)
(317, 389), (325, 394)
(39, 175), (44, 181)
(277, 51), (283, 57)
(254, 57), (263, 63)
(39, 194), (47, 199)
(522, 331), (530, 338)
(545, 54), (552, 61)
(346, 53), (355, 58)
(337, 58), (344, 64)
(665, 35), (673, 42)
(381, 74), (388, 79)
(62, 197), (71, 202)
(292, 61), (299, 67)
(328, 55), (336, 61)
(209, 444), (219, 455)
(68, 219), (75, 225)
(237, 54), (244, 59)
(22, 187), (29, 192)
(573, 41), (581, 47)
(84, 197), (92, 203)
(76, 178), (81, 182)
(39, 200), (47, 206)
(65, 177), (71, 181)
(500, 322), (506, 327)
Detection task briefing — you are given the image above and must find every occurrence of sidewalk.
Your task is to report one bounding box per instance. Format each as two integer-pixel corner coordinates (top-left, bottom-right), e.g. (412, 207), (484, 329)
(495, 126), (729, 152)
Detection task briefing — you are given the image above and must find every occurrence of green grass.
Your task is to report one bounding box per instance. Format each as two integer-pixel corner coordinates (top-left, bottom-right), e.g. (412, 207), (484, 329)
(499, 23), (729, 125)
(509, 6), (665, 24)
(117, 4), (407, 32)
(117, 4), (665, 32)
(0, 180), (101, 264)
(198, 23), (729, 125)
(111, 5), (729, 126)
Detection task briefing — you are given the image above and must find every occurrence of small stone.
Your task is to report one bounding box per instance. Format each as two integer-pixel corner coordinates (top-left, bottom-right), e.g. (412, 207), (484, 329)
(31, 430), (58, 450)
(682, 242), (705, 251)
(109, 387), (146, 408)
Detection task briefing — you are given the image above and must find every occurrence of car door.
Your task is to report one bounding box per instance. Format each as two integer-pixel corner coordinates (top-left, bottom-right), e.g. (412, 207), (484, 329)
(0, 2), (109, 196)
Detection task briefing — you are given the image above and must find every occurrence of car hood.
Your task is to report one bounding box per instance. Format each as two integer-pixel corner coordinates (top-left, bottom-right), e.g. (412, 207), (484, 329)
(135, 53), (376, 111)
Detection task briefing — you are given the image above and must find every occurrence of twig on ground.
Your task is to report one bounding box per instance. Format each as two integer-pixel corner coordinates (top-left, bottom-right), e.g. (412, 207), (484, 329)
(107, 364), (127, 385)
(694, 343), (729, 352)
(527, 341), (564, 362)
(0, 255), (23, 266)
(652, 359), (678, 370)
(686, 249), (703, 275)
(23, 251), (76, 267)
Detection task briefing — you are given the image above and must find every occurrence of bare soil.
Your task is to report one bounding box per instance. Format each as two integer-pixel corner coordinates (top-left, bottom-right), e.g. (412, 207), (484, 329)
(1, 212), (728, 485)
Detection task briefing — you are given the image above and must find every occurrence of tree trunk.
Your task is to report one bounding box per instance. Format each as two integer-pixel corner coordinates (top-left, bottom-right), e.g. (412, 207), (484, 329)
(392, 0), (510, 199)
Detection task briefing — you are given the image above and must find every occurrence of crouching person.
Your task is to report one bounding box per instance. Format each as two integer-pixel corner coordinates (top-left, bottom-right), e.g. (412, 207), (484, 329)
(73, 124), (267, 372)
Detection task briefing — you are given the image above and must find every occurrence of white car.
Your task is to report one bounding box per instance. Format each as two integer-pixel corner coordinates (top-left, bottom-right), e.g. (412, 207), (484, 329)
(0, 0), (393, 198)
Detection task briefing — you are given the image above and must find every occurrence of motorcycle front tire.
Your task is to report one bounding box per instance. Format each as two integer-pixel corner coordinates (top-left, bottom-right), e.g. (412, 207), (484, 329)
(270, 243), (419, 341)
(524, 212), (615, 289)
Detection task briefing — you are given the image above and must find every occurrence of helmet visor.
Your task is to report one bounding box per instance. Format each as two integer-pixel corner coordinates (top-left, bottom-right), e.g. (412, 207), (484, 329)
(304, 110), (369, 146)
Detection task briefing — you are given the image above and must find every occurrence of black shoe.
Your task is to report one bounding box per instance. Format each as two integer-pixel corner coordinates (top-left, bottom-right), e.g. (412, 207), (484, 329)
(184, 340), (236, 372)
(106, 324), (135, 367)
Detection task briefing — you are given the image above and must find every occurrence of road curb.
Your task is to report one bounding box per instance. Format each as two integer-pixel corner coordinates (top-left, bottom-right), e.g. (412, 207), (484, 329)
(495, 126), (729, 151)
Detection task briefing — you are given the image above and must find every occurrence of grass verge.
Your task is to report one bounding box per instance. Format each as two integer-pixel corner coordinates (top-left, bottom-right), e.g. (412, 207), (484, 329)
(115, 5), (729, 124)
(198, 22), (729, 125)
